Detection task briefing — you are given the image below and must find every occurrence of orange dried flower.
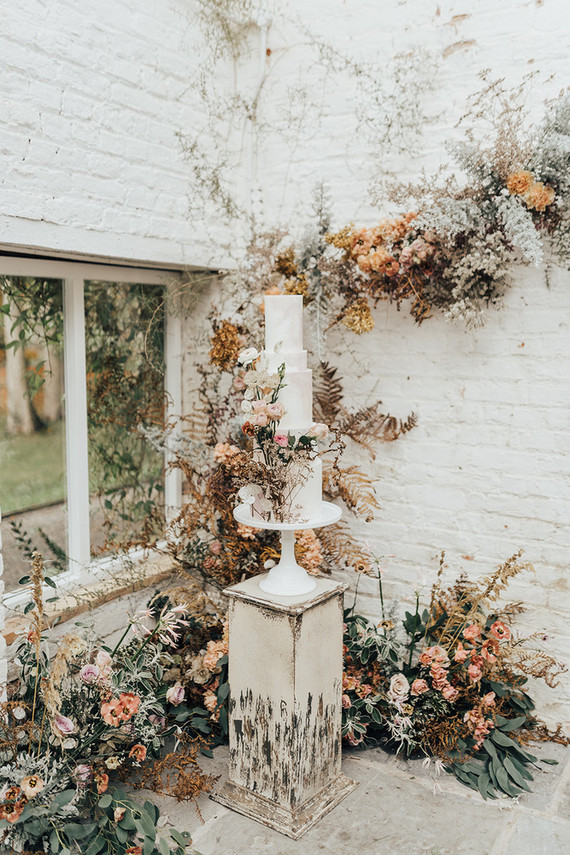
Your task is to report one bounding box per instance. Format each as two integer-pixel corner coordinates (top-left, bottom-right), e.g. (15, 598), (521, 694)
(507, 170), (535, 195)
(524, 181), (555, 212)
(129, 743), (147, 762)
(209, 321), (242, 371)
(341, 299), (375, 334)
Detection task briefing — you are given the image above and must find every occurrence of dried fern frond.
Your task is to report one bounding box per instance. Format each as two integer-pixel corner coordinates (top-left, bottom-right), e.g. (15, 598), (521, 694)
(338, 404), (417, 457)
(313, 361), (344, 425)
(130, 734), (217, 809)
(509, 649), (567, 689)
(323, 463), (380, 521)
(318, 521), (371, 571)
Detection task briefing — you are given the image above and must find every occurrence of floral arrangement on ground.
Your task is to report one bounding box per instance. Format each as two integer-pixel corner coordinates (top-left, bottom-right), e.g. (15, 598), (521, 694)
(1, 553), (213, 854)
(160, 549), (567, 802)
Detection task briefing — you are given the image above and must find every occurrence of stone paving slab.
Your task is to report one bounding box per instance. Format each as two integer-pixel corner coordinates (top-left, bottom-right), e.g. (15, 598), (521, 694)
(148, 741), (569, 855)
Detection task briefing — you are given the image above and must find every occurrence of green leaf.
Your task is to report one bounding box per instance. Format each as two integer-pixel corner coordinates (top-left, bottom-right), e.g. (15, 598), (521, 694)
(63, 822), (98, 839)
(115, 824), (128, 843)
(18, 575), (31, 585)
(478, 771), (491, 800)
(540, 758), (559, 765)
(44, 576), (57, 588)
(497, 766), (520, 796)
(85, 836), (107, 855)
(50, 789), (77, 810)
(24, 601), (36, 614)
(509, 754), (534, 781)
(490, 730), (519, 749)
(170, 829), (188, 847)
(98, 793), (113, 808)
(503, 756), (531, 791)
(217, 682), (230, 703)
(499, 715), (527, 731)
(159, 836), (170, 855)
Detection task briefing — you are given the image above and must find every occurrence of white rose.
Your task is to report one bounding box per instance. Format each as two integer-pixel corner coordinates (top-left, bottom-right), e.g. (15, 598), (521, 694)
(238, 484), (263, 505)
(237, 347), (260, 365)
(308, 423), (329, 440)
(241, 400), (253, 414)
(387, 673), (410, 703)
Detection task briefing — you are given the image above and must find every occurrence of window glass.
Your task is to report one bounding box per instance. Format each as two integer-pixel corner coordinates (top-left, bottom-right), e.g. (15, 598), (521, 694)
(0, 277), (67, 589)
(84, 283), (166, 556)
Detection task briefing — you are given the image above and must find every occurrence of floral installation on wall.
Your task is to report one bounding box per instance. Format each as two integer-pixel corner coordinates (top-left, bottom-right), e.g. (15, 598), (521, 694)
(205, 83), (570, 342)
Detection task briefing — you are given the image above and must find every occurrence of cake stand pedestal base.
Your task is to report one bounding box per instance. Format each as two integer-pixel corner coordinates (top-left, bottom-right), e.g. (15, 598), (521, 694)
(211, 575), (357, 839)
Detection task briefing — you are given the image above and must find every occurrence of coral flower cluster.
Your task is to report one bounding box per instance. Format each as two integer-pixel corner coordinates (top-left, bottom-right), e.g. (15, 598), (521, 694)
(507, 169), (555, 212)
(101, 692), (141, 727)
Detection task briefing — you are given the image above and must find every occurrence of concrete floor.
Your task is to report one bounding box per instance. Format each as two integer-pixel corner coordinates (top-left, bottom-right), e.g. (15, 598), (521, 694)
(148, 740), (569, 855)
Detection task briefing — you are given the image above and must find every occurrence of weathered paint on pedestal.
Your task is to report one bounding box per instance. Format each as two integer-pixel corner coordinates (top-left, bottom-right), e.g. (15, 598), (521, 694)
(212, 575), (357, 839)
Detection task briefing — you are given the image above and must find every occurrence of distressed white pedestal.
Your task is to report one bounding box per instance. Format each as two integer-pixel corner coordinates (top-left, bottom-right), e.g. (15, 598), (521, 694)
(212, 575), (357, 839)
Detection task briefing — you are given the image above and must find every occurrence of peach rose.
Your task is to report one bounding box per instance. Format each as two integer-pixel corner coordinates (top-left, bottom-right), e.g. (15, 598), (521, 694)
(411, 678), (429, 696)
(442, 684), (459, 702)
(463, 624), (481, 642)
(468, 663), (482, 682)
(454, 642), (468, 663)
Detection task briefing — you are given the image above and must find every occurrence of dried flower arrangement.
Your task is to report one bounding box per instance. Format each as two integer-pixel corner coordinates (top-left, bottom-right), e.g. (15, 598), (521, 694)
(207, 83), (570, 337)
(0, 553), (212, 853)
(340, 550), (567, 798)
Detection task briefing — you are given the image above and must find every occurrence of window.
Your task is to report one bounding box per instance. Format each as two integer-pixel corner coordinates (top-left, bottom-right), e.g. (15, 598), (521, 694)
(1, 258), (183, 603)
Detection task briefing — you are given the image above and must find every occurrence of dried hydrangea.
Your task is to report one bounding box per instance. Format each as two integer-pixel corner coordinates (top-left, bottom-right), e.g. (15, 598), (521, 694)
(341, 298), (375, 334)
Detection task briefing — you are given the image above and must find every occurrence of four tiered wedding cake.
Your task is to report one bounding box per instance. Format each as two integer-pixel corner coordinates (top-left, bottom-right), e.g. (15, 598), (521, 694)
(261, 295), (323, 522)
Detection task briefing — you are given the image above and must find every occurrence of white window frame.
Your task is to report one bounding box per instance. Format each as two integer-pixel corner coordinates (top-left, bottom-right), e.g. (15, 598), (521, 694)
(1, 257), (184, 606)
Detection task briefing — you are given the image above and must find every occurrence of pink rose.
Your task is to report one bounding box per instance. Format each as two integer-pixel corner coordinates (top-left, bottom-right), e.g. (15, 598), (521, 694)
(96, 650), (112, 669)
(74, 764), (93, 785)
(233, 376), (246, 391)
(274, 433), (289, 447)
(411, 678), (429, 696)
(166, 683), (185, 706)
(442, 684), (459, 702)
(266, 403), (284, 420)
(209, 540), (222, 554)
(468, 663), (482, 682)
(252, 400), (267, 412)
(483, 691), (496, 707)
(53, 714), (76, 737)
(79, 664), (100, 684)
(341, 694), (352, 709)
(251, 412), (269, 427)
(463, 624), (481, 642)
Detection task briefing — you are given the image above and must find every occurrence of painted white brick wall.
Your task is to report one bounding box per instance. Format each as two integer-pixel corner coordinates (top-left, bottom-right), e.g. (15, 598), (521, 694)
(0, 0), (217, 266)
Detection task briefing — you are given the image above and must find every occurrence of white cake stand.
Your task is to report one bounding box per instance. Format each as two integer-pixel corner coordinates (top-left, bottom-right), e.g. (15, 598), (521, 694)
(233, 501), (342, 597)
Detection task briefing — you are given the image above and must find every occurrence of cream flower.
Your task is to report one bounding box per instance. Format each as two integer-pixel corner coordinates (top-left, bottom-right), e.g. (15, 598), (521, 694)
(387, 673), (410, 703)
(237, 347), (259, 365)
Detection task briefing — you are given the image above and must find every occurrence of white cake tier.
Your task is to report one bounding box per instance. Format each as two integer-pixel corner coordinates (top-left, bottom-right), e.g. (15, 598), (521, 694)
(275, 369), (312, 430)
(264, 349), (307, 372)
(252, 456), (323, 524)
(265, 294), (304, 353)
